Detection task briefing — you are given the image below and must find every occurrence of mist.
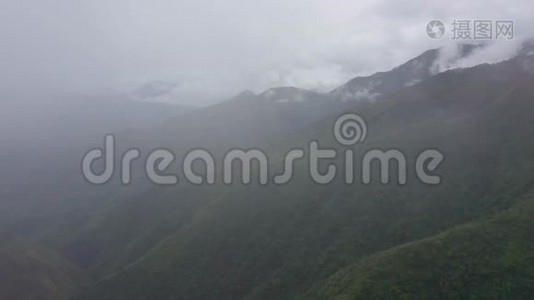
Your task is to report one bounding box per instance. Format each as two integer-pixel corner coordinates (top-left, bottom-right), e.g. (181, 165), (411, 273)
(1, 0), (533, 106)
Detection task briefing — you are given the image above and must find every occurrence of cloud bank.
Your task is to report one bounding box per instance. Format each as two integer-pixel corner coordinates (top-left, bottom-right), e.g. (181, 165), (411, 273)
(1, 0), (532, 105)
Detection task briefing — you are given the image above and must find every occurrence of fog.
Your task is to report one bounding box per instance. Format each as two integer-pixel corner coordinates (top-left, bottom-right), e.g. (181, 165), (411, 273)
(1, 0), (533, 106)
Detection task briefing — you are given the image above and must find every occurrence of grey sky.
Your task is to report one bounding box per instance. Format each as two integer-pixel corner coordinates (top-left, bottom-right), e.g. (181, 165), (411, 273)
(1, 0), (532, 105)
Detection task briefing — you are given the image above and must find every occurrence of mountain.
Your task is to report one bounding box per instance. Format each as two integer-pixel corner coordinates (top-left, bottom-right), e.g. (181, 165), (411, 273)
(76, 54), (534, 299)
(153, 86), (347, 149)
(0, 93), (193, 145)
(0, 94), (194, 250)
(259, 86), (326, 103)
(140, 44), (487, 150)
(0, 233), (87, 300)
(330, 44), (481, 102)
(134, 81), (179, 100)
(213, 44), (484, 107)
(305, 194), (534, 299)
(1, 45), (534, 299)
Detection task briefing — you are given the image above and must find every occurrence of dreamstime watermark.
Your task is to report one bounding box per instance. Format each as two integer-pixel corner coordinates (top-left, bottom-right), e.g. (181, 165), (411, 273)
(426, 19), (514, 40)
(82, 113), (444, 186)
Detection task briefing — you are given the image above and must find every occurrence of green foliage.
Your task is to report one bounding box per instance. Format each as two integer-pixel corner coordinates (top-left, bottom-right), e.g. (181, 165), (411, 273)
(79, 58), (534, 299)
(305, 195), (534, 299)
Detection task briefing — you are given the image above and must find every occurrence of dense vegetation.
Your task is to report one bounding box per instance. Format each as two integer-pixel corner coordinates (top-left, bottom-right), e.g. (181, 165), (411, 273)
(80, 56), (534, 299)
(306, 193), (534, 299)
(1, 51), (534, 299)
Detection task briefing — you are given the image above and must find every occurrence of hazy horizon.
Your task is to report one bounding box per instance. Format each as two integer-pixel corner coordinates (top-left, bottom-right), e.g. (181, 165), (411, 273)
(2, 0), (533, 106)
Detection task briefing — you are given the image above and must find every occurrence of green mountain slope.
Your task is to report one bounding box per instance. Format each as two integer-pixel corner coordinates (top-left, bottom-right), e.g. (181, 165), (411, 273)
(305, 193), (534, 299)
(78, 56), (534, 299)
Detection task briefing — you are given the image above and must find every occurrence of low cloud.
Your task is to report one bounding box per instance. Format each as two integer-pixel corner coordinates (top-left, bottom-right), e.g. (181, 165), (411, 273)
(1, 0), (532, 105)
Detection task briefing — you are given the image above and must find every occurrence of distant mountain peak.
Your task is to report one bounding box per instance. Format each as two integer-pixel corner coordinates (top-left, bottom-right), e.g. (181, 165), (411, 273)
(331, 43), (485, 102)
(259, 86), (322, 103)
(235, 90), (257, 98)
(134, 80), (178, 99)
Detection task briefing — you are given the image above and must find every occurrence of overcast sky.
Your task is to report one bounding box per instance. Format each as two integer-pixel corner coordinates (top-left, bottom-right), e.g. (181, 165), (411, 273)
(1, 0), (532, 105)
